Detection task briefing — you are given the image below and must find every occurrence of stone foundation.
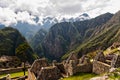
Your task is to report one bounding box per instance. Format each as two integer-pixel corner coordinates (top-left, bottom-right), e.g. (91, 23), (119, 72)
(0, 67), (24, 75)
(37, 66), (61, 80)
(111, 54), (120, 68)
(76, 63), (92, 73)
(93, 61), (110, 74)
(30, 58), (48, 76)
(28, 53), (120, 79)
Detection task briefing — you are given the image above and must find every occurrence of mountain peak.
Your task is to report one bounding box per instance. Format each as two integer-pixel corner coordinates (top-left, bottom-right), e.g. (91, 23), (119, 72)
(75, 13), (90, 21)
(80, 13), (89, 17)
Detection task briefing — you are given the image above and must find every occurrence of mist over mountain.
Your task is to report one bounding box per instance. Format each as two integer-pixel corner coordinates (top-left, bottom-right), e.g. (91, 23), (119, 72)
(0, 13), (90, 41)
(0, 0), (120, 79)
(1, 9), (120, 62)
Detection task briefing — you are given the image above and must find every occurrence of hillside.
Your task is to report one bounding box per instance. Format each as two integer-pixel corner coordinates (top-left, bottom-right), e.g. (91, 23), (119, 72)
(0, 27), (37, 63)
(30, 28), (47, 56)
(31, 13), (113, 61)
(71, 11), (120, 58)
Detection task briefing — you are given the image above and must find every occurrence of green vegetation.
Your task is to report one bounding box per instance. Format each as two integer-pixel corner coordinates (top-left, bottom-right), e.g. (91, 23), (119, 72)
(0, 71), (28, 78)
(108, 68), (120, 80)
(62, 73), (97, 80)
(104, 48), (120, 55)
(0, 27), (38, 63)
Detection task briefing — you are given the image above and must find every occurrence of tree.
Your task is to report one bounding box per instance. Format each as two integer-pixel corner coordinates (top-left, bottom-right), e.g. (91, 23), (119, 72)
(15, 43), (30, 75)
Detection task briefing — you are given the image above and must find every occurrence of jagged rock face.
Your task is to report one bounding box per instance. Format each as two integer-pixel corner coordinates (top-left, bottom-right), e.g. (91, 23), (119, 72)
(37, 13), (113, 60)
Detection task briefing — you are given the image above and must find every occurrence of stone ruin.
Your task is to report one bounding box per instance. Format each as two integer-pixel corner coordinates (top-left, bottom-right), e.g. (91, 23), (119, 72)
(0, 56), (21, 68)
(64, 53), (92, 77)
(37, 66), (60, 80)
(28, 53), (93, 80)
(28, 58), (61, 80)
(28, 51), (120, 80)
(30, 58), (48, 76)
(111, 54), (120, 68)
(93, 52), (120, 74)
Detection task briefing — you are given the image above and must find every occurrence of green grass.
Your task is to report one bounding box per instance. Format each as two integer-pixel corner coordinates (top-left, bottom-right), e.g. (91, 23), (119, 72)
(62, 73), (97, 80)
(104, 48), (119, 55)
(0, 71), (28, 78)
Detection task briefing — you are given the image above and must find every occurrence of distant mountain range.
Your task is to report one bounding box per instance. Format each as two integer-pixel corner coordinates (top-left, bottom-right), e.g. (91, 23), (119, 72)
(30, 12), (114, 61)
(60, 13), (90, 22)
(2, 11), (120, 62)
(0, 13), (90, 41)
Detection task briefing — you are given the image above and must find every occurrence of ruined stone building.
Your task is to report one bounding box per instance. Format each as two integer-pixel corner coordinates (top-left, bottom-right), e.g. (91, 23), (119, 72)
(93, 52), (120, 74)
(28, 58), (62, 80)
(0, 55), (20, 68)
(64, 53), (92, 76)
(28, 52), (120, 80)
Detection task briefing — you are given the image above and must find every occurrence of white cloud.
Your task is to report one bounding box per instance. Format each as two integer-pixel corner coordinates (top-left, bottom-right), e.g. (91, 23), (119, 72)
(0, 7), (17, 26)
(16, 11), (36, 25)
(0, 0), (120, 26)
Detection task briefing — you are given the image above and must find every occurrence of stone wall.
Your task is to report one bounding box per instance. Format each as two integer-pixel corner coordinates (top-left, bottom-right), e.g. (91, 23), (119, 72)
(28, 69), (36, 80)
(0, 67), (23, 75)
(0, 56), (21, 68)
(64, 55), (92, 76)
(93, 61), (110, 74)
(55, 63), (66, 74)
(94, 52), (105, 62)
(37, 66), (61, 80)
(65, 60), (77, 76)
(111, 54), (120, 68)
(27, 52), (120, 79)
(12, 76), (27, 80)
(76, 63), (92, 73)
(30, 58), (48, 76)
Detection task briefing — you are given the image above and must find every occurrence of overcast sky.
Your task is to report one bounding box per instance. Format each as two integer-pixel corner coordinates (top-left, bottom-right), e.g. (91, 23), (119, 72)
(0, 0), (120, 26)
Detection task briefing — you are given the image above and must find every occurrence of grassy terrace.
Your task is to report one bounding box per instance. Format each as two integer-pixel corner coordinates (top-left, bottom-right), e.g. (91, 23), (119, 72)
(62, 73), (97, 80)
(0, 71), (28, 78)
